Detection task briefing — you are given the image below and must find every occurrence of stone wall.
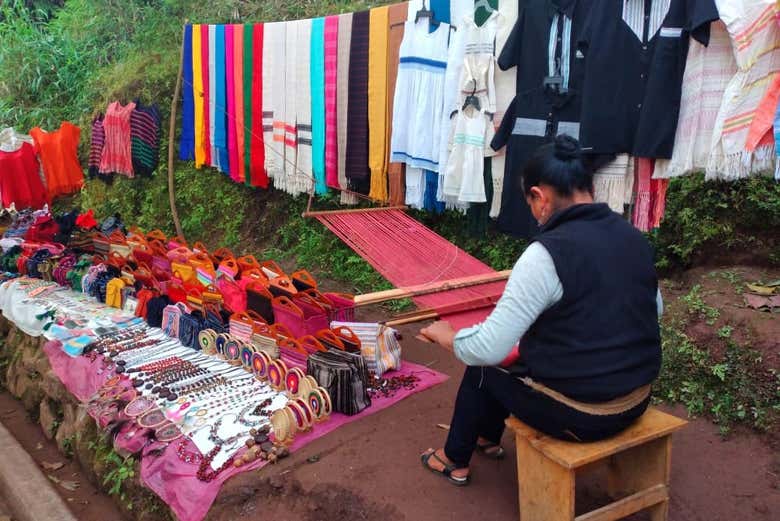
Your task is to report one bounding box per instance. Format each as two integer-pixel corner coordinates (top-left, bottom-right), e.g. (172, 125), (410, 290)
(0, 318), (172, 521)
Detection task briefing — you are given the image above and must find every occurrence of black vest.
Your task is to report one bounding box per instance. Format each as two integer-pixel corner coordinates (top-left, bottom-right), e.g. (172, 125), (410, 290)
(520, 203), (661, 402)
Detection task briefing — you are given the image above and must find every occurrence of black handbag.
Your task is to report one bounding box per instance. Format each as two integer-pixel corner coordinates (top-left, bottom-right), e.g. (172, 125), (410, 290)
(307, 350), (371, 416)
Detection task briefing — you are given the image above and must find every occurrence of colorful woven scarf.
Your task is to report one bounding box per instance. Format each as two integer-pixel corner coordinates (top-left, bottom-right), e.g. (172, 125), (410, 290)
(208, 25), (218, 168)
(296, 18), (314, 195)
(214, 24), (229, 174)
(192, 24), (205, 168)
(233, 24), (246, 183)
(282, 20), (298, 192)
(264, 22), (286, 181)
(250, 24), (268, 187)
(225, 24), (239, 180)
(324, 15), (340, 189)
(337, 13), (358, 204)
(346, 10), (371, 194)
(368, 6), (390, 201)
(311, 17), (328, 195)
(201, 24), (211, 167)
(386, 3), (408, 206)
(179, 24), (195, 161)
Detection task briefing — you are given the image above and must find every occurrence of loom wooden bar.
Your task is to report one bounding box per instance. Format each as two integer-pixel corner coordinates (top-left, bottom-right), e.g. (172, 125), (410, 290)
(384, 311), (438, 326)
(166, 23), (187, 240)
(354, 270), (511, 305)
(302, 205), (408, 217)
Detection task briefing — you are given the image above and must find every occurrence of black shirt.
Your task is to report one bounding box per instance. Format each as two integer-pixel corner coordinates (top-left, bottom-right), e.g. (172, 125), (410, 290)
(491, 88), (582, 238)
(492, 0), (588, 239)
(498, 0), (586, 95)
(577, 0), (719, 158)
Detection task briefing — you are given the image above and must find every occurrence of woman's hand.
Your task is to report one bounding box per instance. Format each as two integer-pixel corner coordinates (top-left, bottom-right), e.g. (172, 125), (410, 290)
(419, 321), (456, 351)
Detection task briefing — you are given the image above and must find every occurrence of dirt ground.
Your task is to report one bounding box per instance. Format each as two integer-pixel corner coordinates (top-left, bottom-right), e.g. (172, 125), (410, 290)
(0, 266), (778, 521)
(0, 392), (125, 521)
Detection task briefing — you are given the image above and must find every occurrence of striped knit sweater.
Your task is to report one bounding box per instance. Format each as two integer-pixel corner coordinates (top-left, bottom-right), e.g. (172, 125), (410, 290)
(130, 101), (161, 177)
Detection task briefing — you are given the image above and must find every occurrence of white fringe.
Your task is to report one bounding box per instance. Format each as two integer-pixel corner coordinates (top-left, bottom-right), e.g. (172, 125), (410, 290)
(593, 173), (628, 213)
(706, 145), (777, 181)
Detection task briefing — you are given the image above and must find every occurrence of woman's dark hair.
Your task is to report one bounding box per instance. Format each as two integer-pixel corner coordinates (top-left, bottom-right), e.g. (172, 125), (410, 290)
(520, 135), (593, 197)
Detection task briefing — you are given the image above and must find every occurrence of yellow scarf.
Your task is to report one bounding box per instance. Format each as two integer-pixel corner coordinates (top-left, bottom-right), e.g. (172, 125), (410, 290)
(368, 6), (390, 201)
(192, 25), (205, 168)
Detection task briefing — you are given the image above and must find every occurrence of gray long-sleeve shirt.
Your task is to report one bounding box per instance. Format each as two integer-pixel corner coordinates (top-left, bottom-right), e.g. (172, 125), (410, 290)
(453, 242), (663, 366)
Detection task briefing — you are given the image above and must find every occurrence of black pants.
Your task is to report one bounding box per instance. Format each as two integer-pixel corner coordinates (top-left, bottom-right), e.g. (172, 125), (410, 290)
(444, 366), (650, 468)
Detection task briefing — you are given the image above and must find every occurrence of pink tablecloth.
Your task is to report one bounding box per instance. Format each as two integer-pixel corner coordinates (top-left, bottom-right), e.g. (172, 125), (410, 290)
(42, 341), (447, 521)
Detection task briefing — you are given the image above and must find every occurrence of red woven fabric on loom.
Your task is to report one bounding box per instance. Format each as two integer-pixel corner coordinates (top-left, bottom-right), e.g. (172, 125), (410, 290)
(315, 210), (506, 329)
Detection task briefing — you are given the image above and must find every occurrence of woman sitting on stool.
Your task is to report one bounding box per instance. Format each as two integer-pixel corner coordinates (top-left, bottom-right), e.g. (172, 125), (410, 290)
(419, 135), (663, 486)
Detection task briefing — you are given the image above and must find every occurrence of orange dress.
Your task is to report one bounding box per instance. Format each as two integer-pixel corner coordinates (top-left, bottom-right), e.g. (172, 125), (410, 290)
(29, 122), (84, 199)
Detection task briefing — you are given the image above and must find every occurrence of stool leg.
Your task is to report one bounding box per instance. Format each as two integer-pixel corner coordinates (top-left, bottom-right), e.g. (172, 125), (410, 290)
(606, 435), (672, 521)
(516, 434), (575, 521)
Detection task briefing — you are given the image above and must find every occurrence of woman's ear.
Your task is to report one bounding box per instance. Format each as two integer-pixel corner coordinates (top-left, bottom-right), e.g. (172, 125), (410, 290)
(528, 186), (545, 202)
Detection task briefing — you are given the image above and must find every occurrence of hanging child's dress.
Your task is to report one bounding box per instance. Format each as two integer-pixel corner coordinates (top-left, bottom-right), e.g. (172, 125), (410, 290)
(442, 106), (496, 204)
(390, 17), (450, 172)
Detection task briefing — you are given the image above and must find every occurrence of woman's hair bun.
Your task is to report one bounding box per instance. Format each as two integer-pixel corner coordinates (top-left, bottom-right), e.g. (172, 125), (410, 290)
(553, 134), (581, 161)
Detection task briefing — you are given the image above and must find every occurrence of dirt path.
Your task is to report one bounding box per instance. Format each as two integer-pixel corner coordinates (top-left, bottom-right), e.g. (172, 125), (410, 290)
(0, 392), (125, 521)
(210, 327), (780, 521)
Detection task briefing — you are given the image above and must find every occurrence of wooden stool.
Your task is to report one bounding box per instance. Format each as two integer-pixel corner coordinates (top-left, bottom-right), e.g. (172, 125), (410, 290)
(505, 407), (687, 521)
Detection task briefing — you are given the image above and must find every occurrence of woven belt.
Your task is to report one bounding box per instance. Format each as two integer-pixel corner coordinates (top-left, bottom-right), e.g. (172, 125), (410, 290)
(517, 377), (651, 416)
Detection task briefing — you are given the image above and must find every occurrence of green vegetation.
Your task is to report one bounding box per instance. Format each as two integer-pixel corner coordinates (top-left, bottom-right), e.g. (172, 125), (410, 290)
(655, 320), (779, 435)
(88, 438), (138, 510)
(650, 173), (780, 271)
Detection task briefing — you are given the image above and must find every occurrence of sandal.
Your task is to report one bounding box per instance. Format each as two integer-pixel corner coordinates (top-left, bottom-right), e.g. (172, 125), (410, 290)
(420, 449), (470, 486)
(476, 441), (505, 460)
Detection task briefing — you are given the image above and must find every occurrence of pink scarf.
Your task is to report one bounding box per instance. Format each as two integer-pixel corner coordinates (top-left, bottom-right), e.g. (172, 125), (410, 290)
(324, 15), (340, 188)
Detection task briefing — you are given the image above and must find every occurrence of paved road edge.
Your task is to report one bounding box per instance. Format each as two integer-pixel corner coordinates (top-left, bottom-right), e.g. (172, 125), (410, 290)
(0, 421), (77, 521)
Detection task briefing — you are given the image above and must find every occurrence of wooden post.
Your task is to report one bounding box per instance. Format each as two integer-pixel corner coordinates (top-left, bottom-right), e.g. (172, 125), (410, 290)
(166, 23), (187, 240)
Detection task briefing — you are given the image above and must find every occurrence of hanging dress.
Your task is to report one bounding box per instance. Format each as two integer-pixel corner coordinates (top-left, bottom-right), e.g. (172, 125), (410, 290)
(390, 17), (450, 172)
(99, 101), (136, 177)
(443, 107), (496, 203)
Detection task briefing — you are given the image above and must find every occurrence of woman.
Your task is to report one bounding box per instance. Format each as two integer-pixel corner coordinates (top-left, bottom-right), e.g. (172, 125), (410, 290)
(420, 135), (663, 486)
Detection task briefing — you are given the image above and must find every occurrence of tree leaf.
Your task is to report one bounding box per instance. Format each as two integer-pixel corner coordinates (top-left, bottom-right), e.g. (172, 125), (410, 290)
(746, 283), (775, 295)
(41, 461), (64, 471)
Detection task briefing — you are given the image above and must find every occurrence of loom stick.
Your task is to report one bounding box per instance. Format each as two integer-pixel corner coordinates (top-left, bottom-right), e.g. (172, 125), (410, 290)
(384, 293), (502, 327)
(355, 270), (511, 306)
(167, 23), (187, 240)
(302, 205), (407, 217)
